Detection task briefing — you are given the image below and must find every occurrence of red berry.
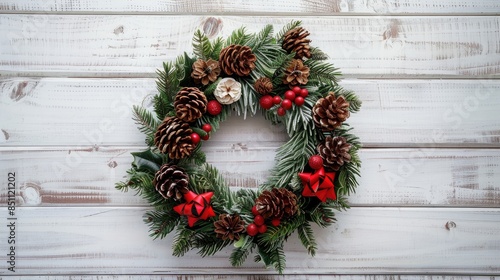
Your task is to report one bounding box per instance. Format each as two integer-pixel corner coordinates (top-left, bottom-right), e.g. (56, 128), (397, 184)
(190, 133), (201, 144)
(292, 86), (302, 94)
(308, 155), (324, 170)
(294, 96), (305, 106)
(254, 215), (265, 226)
(207, 100), (223, 116)
(300, 88), (309, 98)
(271, 219), (280, 227)
(201, 133), (210, 141)
(277, 107), (286, 116)
(284, 90), (295, 101)
(251, 205), (259, 216)
(281, 99), (293, 110)
(259, 95), (274, 110)
(273, 95), (282, 105)
(246, 223), (258, 236)
(202, 124), (212, 133)
(258, 224), (267, 234)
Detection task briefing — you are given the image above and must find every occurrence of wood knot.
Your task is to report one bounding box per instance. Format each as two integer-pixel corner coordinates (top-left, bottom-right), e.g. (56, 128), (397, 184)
(445, 221), (456, 230)
(202, 17), (223, 39)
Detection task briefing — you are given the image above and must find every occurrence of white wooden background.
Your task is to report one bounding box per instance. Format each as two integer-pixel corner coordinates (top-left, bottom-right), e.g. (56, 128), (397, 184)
(1, 0), (500, 279)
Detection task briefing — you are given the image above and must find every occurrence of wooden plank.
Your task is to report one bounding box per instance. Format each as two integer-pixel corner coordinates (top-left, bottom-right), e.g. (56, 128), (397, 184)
(1, 147), (499, 207)
(1, 78), (499, 147)
(2, 277), (496, 280)
(1, 207), (498, 274)
(1, 15), (499, 77)
(1, 0), (499, 14)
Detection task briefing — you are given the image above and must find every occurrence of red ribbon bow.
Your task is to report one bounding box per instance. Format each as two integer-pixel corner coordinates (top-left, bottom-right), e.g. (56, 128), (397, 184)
(299, 167), (336, 202)
(173, 191), (216, 227)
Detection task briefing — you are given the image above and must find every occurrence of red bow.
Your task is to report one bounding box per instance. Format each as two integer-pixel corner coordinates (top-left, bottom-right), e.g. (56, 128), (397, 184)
(173, 191), (216, 227)
(299, 167), (336, 202)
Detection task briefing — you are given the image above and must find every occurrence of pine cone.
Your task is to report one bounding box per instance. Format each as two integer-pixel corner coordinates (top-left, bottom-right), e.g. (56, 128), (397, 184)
(154, 116), (195, 159)
(255, 188), (298, 220)
(191, 59), (221, 85)
(282, 27), (312, 59)
(312, 93), (350, 131)
(254, 77), (273, 95)
(214, 214), (245, 241)
(174, 87), (207, 123)
(317, 136), (352, 171)
(219, 44), (256, 76)
(154, 164), (189, 200)
(283, 59), (310, 87)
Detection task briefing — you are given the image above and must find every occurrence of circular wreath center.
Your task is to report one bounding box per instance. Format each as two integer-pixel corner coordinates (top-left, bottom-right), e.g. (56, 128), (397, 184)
(117, 21), (362, 273)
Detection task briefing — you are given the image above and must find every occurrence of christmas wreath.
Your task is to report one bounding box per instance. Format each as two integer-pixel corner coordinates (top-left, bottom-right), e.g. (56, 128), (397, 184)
(116, 21), (361, 273)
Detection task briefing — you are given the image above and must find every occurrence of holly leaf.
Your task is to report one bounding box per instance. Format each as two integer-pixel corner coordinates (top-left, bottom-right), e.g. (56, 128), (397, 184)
(131, 149), (164, 174)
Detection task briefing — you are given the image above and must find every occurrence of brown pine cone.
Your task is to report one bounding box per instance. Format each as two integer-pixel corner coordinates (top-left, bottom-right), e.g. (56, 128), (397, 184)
(253, 77), (273, 95)
(317, 136), (352, 171)
(219, 44), (256, 76)
(154, 116), (195, 159)
(174, 87), (207, 123)
(283, 59), (310, 87)
(282, 27), (312, 59)
(214, 214), (245, 241)
(255, 188), (297, 220)
(154, 164), (189, 200)
(191, 59), (221, 85)
(312, 93), (350, 131)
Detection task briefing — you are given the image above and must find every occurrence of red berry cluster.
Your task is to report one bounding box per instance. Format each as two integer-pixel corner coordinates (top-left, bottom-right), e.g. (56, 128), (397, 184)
(190, 123), (212, 144)
(259, 86), (309, 116)
(246, 205), (281, 236)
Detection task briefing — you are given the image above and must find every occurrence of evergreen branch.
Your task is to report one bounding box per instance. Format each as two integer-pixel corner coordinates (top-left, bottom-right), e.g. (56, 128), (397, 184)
(132, 105), (159, 147)
(172, 226), (194, 257)
(276, 20), (302, 43)
(209, 37), (224, 60)
(310, 47), (329, 60)
(247, 24), (274, 51)
(145, 208), (180, 239)
(267, 243), (286, 274)
(192, 30), (212, 60)
(258, 214), (305, 250)
(230, 236), (255, 267)
(263, 130), (316, 189)
(226, 27), (252, 46)
(297, 222), (317, 256)
(194, 234), (232, 257)
(304, 59), (341, 86)
(337, 88), (362, 113)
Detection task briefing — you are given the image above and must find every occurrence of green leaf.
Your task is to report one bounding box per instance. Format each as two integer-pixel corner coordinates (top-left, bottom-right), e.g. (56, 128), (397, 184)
(131, 149), (163, 174)
(230, 236), (255, 267)
(192, 30), (211, 60)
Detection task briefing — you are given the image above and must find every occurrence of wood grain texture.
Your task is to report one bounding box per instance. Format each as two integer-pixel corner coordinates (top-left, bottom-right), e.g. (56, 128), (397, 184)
(3, 277), (497, 280)
(1, 0), (499, 14)
(1, 78), (499, 147)
(1, 147), (499, 207)
(0, 207), (498, 275)
(1, 15), (499, 77)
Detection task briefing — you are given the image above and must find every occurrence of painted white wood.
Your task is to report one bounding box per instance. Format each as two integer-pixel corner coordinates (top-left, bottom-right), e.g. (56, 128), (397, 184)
(1, 78), (499, 147)
(1, 147), (499, 207)
(1, 16), (499, 77)
(1, 0), (499, 14)
(3, 277), (497, 280)
(0, 207), (498, 275)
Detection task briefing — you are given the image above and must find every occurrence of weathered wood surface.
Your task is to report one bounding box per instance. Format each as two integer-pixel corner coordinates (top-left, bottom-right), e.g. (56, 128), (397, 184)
(1, 78), (499, 147)
(2, 277), (497, 280)
(1, 0), (499, 14)
(1, 0), (500, 277)
(1, 15), (499, 77)
(1, 147), (499, 207)
(0, 207), (498, 275)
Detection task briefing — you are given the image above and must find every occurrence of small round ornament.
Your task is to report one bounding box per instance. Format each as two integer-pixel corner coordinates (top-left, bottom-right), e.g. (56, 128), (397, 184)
(207, 100), (223, 116)
(308, 155), (324, 170)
